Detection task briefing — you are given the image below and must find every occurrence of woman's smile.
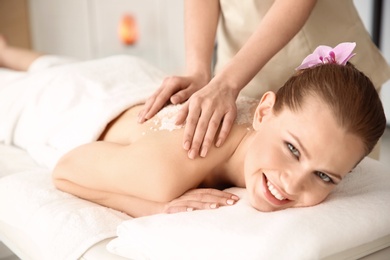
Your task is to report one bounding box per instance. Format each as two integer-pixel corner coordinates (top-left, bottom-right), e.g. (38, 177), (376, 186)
(240, 93), (364, 212)
(263, 174), (291, 205)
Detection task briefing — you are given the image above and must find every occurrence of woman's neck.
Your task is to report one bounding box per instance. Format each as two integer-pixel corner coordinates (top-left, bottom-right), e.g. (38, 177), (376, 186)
(220, 125), (256, 188)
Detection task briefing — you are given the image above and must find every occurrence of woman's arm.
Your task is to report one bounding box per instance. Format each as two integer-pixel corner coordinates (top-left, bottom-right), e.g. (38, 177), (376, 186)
(53, 140), (196, 202)
(54, 177), (238, 217)
(213, 0), (318, 89)
(54, 177), (163, 217)
(52, 137), (238, 217)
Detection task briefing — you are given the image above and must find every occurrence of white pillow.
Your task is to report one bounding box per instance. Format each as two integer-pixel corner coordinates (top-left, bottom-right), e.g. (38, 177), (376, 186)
(107, 157), (390, 260)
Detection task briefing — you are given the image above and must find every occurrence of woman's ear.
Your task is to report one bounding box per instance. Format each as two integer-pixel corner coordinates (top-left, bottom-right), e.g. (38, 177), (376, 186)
(253, 91), (276, 130)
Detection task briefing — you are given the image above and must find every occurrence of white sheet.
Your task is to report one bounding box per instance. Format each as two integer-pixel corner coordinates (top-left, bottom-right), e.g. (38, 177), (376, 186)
(1, 133), (390, 260)
(0, 149), (131, 260)
(107, 157), (390, 260)
(0, 55), (164, 169)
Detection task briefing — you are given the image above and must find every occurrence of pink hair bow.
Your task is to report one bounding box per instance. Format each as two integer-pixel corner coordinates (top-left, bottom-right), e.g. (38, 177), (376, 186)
(296, 42), (356, 70)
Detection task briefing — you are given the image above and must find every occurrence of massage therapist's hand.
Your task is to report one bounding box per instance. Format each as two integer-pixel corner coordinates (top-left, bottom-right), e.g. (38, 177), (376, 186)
(138, 73), (209, 123)
(177, 80), (239, 159)
(163, 188), (239, 214)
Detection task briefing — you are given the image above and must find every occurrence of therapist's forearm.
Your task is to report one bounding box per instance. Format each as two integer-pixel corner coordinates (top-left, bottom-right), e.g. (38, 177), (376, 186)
(214, 0), (318, 91)
(184, 0), (219, 79)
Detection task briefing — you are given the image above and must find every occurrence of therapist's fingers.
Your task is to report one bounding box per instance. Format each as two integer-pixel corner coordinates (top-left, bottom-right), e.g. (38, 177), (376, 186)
(177, 102), (203, 153)
(170, 86), (197, 105)
(138, 76), (187, 123)
(177, 100), (230, 159)
(185, 105), (214, 159)
(142, 77), (181, 120)
(175, 102), (189, 126)
(198, 111), (225, 158)
(138, 90), (169, 123)
(215, 110), (236, 148)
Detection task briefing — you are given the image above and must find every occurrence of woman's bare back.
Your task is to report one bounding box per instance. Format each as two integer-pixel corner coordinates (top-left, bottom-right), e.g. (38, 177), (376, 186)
(99, 104), (160, 145)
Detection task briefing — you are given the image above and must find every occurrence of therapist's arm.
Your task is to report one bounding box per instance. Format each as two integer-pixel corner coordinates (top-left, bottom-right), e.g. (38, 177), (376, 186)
(176, 0), (318, 159)
(138, 0), (220, 122)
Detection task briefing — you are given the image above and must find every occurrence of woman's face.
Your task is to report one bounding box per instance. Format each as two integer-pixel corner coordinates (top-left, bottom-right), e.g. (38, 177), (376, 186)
(244, 92), (364, 212)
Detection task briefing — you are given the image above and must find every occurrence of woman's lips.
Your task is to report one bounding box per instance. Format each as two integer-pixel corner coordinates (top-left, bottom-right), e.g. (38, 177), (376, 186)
(261, 173), (291, 206)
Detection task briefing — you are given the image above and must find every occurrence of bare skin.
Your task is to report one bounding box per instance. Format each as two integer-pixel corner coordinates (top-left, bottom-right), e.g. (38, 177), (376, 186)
(0, 36), (240, 217)
(0, 35), (42, 71)
(52, 93), (364, 217)
(0, 38), (365, 218)
(53, 103), (250, 217)
(138, 0), (318, 160)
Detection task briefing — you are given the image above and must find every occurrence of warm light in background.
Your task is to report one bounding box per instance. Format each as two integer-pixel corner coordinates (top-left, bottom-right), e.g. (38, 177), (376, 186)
(118, 14), (138, 45)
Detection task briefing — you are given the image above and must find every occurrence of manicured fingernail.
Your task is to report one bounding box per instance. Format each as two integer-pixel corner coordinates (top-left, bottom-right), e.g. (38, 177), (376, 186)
(171, 96), (179, 104)
(137, 113), (143, 123)
(210, 203), (217, 209)
(183, 141), (190, 150)
(227, 199), (235, 205)
(231, 195), (239, 200)
(216, 139), (222, 147)
(187, 207), (194, 212)
(188, 149), (196, 159)
(200, 147), (208, 158)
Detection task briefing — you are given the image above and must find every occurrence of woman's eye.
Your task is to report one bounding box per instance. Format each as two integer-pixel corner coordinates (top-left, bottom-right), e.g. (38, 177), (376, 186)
(316, 171), (333, 183)
(287, 143), (300, 158)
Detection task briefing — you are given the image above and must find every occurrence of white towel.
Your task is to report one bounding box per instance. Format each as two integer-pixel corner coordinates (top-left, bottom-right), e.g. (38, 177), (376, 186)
(0, 169), (131, 260)
(107, 157), (390, 260)
(0, 55), (165, 169)
(0, 149), (389, 259)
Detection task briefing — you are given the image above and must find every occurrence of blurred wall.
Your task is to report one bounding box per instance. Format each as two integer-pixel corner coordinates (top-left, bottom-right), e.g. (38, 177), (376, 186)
(27, 0), (185, 75)
(354, 0), (390, 124)
(0, 0), (31, 48)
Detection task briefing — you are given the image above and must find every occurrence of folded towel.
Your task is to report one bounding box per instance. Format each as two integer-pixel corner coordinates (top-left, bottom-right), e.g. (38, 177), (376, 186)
(0, 169), (131, 260)
(107, 157), (390, 260)
(0, 55), (165, 169)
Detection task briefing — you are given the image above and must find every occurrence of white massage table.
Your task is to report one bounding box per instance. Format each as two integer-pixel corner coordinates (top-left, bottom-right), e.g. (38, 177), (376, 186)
(0, 143), (390, 260)
(0, 53), (389, 259)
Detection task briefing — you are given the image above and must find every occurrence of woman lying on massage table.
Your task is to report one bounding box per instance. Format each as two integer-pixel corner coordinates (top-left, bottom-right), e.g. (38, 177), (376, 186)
(0, 37), (386, 217)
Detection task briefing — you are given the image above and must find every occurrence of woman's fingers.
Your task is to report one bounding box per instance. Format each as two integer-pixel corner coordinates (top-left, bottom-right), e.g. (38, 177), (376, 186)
(163, 188), (240, 214)
(164, 202), (219, 214)
(182, 188), (239, 201)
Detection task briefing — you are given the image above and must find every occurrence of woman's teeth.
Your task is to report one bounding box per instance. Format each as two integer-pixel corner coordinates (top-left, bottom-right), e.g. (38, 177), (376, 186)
(267, 181), (286, 201)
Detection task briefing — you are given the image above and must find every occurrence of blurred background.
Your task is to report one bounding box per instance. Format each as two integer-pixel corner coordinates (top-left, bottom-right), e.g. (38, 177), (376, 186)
(0, 0), (186, 74)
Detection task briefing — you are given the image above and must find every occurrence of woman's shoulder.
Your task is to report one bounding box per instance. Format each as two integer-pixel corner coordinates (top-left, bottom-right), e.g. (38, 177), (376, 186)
(235, 96), (258, 125)
(154, 95), (258, 129)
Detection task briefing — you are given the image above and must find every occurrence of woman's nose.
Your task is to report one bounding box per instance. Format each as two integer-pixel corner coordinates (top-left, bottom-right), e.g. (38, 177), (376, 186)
(280, 166), (309, 196)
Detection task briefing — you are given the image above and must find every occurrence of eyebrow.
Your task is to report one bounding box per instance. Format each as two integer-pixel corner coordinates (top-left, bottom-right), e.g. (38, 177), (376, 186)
(287, 131), (343, 182)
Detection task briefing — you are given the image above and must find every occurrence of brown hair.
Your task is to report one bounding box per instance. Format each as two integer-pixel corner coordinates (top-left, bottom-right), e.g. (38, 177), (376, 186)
(273, 63), (386, 156)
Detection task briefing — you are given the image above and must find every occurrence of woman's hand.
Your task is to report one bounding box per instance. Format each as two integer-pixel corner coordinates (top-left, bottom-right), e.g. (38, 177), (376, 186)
(177, 80), (239, 159)
(163, 188), (239, 214)
(138, 74), (209, 123)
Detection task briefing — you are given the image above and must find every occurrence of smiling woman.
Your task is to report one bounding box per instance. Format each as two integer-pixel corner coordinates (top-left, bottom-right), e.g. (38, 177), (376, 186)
(51, 43), (386, 215)
(0, 39), (386, 216)
(244, 91), (365, 211)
